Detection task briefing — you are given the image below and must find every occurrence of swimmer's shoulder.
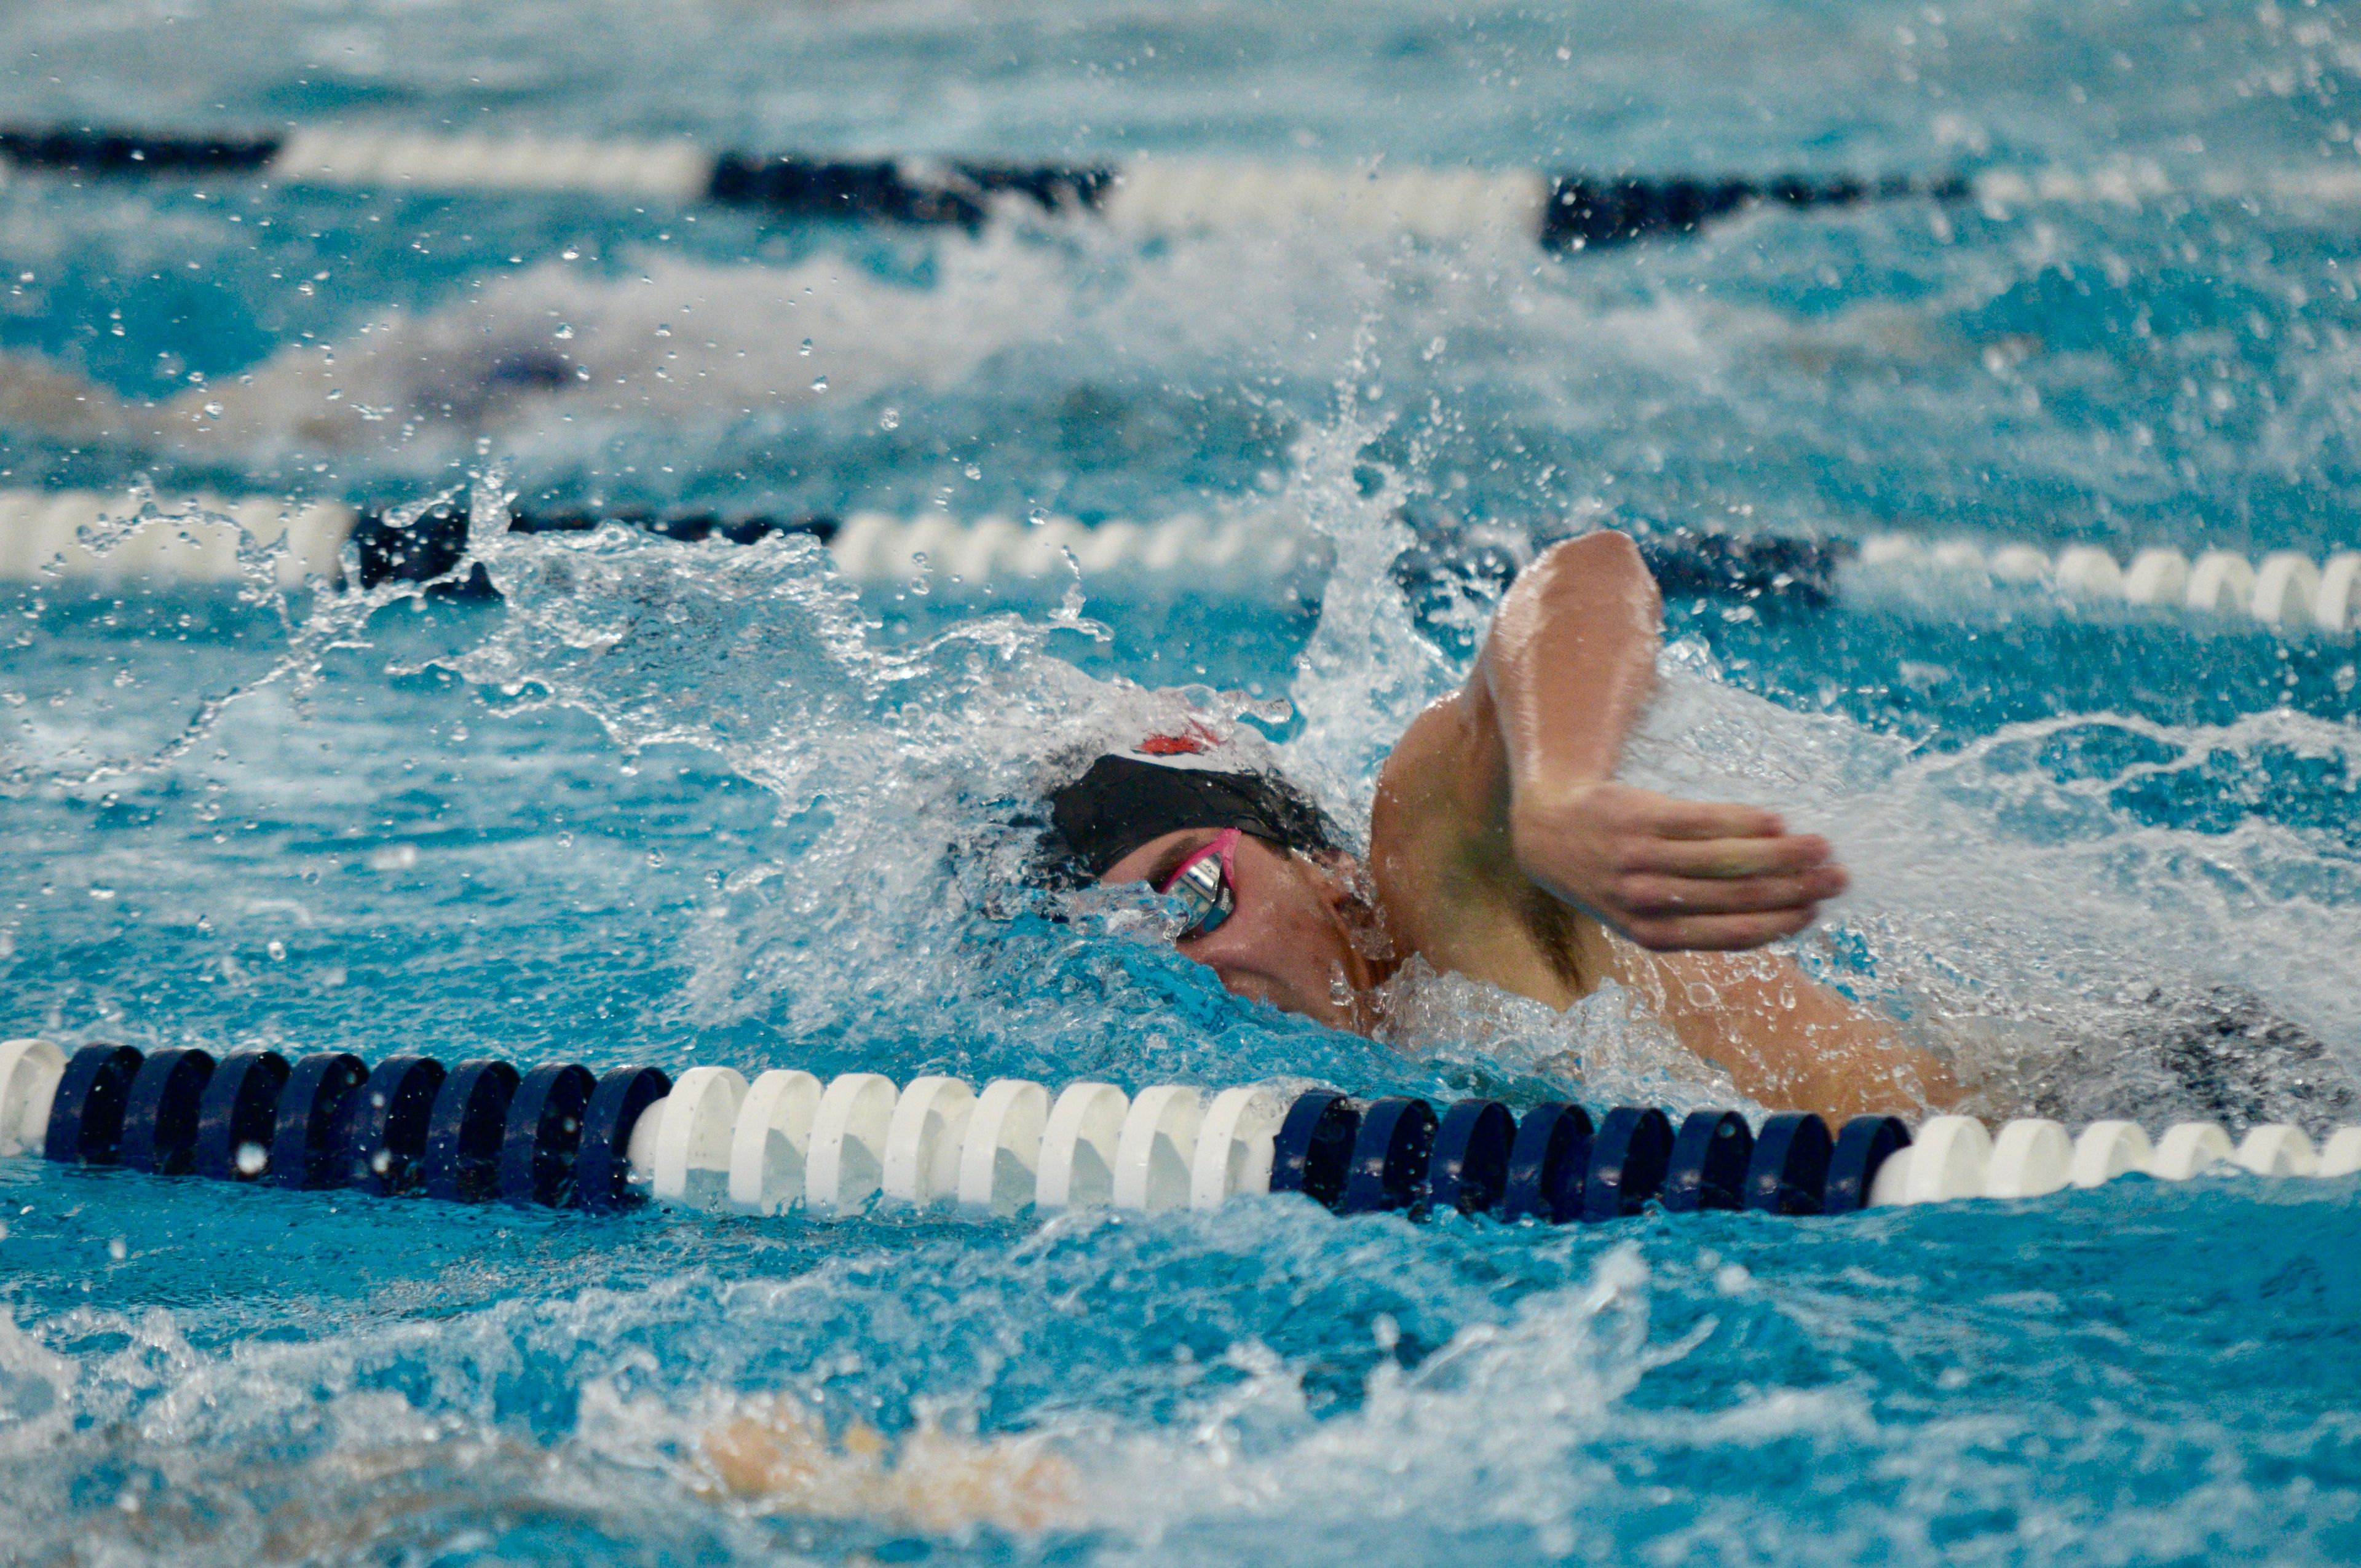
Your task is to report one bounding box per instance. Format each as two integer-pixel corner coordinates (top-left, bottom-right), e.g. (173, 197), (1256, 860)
(1371, 689), (1604, 1007)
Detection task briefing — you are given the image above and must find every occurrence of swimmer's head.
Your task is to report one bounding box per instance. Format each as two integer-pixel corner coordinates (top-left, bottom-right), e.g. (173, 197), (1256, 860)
(1043, 741), (1386, 1032)
(1043, 750), (1340, 877)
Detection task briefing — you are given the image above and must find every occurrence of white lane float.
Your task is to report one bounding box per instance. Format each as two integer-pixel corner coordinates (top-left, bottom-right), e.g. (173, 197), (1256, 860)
(5, 486), (2357, 642)
(728, 1068), (823, 1216)
(804, 1072), (899, 1219)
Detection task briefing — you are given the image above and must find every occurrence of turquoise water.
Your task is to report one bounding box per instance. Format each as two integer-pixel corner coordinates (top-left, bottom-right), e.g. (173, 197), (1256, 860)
(4, 1), (2361, 1562)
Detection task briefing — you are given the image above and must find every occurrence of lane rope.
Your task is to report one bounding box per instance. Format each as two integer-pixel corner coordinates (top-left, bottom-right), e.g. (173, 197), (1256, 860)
(2, 1039), (2355, 1224)
(1, 488), (2354, 636)
(14, 126), (2361, 244)
(6, 123), (1972, 248)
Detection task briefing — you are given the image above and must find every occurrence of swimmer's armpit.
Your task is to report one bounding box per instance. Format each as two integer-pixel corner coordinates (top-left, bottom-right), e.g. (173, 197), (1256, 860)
(697, 1396), (1082, 1535)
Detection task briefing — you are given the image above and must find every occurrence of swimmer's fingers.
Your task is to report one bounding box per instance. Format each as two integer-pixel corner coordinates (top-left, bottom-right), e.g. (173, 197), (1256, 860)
(1635, 830), (1840, 881)
(1508, 784), (1844, 941)
(1613, 866), (1848, 918)
(1620, 905), (1821, 952)
(1645, 798), (1790, 842)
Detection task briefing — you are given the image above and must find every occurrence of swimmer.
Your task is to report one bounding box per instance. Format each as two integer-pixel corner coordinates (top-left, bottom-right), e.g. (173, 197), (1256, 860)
(700, 1398), (1080, 1534)
(1047, 531), (1959, 1122)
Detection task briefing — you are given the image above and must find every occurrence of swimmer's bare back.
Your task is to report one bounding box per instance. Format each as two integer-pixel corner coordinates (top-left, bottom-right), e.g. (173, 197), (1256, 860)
(1370, 532), (1958, 1122)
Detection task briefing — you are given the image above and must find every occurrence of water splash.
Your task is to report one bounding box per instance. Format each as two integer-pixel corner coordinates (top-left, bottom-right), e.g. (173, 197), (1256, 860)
(1620, 649), (2361, 1127)
(1277, 325), (1458, 824)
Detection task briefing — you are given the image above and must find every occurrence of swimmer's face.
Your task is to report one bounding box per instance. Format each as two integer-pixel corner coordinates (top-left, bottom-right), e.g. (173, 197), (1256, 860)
(1101, 828), (1378, 1033)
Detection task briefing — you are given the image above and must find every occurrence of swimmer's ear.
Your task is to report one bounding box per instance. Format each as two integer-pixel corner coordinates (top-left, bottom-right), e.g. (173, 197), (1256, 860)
(1303, 850), (1396, 972)
(1301, 849), (1370, 909)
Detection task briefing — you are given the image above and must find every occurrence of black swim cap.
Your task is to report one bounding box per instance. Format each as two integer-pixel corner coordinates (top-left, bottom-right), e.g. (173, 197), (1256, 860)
(1045, 754), (1340, 879)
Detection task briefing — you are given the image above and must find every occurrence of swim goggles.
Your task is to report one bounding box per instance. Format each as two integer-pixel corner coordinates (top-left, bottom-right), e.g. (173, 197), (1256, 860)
(1155, 828), (1240, 939)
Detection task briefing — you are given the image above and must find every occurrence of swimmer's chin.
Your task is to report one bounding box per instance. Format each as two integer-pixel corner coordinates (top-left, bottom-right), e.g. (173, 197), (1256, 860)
(1204, 960), (1380, 1035)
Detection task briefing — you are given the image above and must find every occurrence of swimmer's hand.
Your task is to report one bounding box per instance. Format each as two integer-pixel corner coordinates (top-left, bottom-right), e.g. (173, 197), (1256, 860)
(1509, 781), (1848, 951)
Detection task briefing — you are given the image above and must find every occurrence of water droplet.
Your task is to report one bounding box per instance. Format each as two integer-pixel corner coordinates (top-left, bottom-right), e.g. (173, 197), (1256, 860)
(555, 830), (575, 849)
(201, 402), (224, 419)
(234, 1141), (268, 1176)
(561, 248), (580, 260)
(267, 940), (286, 960)
(879, 408), (900, 430)
(800, 338), (813, 355)
(107, 1236), (127, 1261)
(811, 376), (828, 393)
(553, 323), (574, 339)
(647, 849), (665, 868)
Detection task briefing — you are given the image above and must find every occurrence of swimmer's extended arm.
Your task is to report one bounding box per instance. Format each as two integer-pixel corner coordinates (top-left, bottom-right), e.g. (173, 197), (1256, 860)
(1372, 531), (1956, 1117)
(1618, 948), (1957, 1120)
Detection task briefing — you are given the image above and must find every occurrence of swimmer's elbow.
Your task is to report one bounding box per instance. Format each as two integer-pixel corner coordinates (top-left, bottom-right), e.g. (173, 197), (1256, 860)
(1537, 527), (1645, 572)
(1485, 533), (1663, 679)
(1524, 530), (1658, 609)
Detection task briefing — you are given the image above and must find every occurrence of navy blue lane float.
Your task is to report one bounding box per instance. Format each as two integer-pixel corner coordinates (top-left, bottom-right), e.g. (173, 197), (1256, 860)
(1746, 1111), (1835, 1215)
(43, 1044), (142, 1166)
(192, 1048), (288, 1181)
(1256, 1090), (1910, 1223)
(1426, 1099), (1516, 1215)
(32, 1040), (1922, 1225)
(0, 123), (1965, 252)
(1340, 1097), (1439, 1214)
(1500, 1103), (1594, 1223)
(575, 1066), (672, 1214)
(1270, 1090), (1361, 1210)
(499, 1061), (598, 1207)
(422, 1059), (520, 1203)
(342, 1055), (446, 1196)
(1824, 1114), (1913, 1214)
(1663, 1109), (1754, 1214)
(266, 1051), (368, 1189)
(117, 1047), (215, 1176)
(1583, 1106), (1675, 1222)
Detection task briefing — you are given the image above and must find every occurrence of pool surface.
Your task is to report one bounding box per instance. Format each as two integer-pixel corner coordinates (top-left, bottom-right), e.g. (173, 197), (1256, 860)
(3, 1), (2360, 1562)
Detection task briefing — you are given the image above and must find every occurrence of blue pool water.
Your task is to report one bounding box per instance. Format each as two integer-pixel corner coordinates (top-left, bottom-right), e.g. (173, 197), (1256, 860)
(4, 1), (2361, 1562)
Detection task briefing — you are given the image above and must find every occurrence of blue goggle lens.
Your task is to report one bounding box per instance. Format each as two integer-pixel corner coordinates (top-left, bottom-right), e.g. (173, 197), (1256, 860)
(1168, 855), (1234, 938)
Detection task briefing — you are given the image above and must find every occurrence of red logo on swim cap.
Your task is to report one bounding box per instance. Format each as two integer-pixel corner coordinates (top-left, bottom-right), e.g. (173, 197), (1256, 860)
(1135, 723), (1217, 756)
